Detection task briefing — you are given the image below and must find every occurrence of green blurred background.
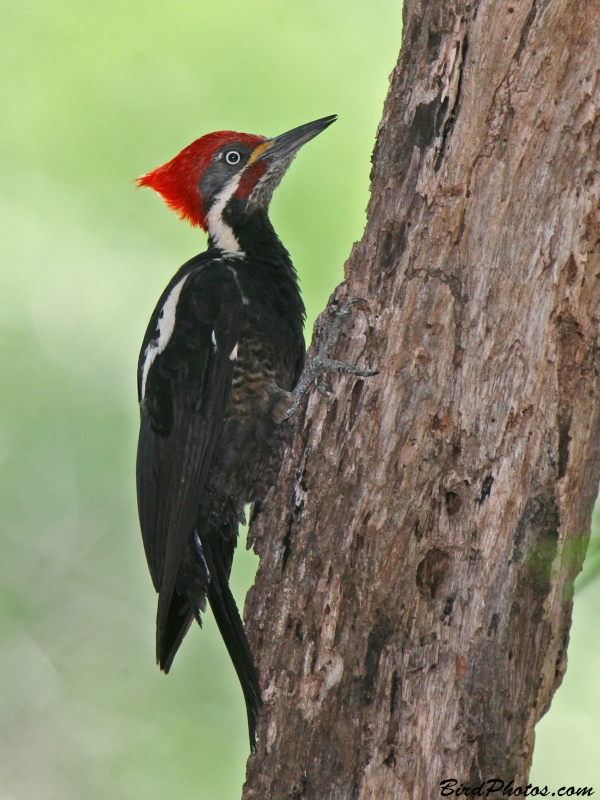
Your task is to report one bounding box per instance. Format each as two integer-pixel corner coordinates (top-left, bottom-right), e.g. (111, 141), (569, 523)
(0, 1), (597, 797)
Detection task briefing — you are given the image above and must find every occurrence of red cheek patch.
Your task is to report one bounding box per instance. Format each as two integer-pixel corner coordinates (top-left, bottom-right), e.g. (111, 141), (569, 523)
(235, 161), (269, 199)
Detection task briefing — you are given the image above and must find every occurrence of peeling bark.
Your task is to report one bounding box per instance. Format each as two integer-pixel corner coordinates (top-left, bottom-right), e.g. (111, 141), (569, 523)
(242, 1), (600, 798)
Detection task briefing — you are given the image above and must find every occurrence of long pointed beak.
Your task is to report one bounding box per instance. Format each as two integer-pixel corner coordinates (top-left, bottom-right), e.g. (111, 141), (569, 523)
(251, 115), (337, 164)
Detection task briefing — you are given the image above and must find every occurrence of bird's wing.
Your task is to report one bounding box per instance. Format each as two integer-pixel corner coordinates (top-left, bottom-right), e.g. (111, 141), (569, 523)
(136, 259), (245, 644)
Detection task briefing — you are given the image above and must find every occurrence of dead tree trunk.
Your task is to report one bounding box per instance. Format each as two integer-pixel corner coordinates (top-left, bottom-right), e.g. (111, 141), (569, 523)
(243, 1), (600, 797)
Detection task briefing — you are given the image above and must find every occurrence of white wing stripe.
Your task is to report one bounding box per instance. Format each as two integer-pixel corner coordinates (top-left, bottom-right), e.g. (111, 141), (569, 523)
(140, 274), (189, 400)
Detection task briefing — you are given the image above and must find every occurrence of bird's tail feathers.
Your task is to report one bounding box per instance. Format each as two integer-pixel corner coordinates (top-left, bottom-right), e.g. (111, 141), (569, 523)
(158, 589), (194, 673)
(200, 532), (262, 750)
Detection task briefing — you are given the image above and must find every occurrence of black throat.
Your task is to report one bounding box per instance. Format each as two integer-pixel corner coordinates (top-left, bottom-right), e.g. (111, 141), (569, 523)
(212, 198), (288, 263)
(214, 197), (305, 349)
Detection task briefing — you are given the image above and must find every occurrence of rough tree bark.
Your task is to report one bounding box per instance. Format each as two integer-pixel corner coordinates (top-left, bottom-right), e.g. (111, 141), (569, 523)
(242, 1), (600, 798)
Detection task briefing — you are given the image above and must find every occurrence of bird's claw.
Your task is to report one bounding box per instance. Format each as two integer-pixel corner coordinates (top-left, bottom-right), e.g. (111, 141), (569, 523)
(336, 297), (368, 316)
(284, 297), (378, 420)
(317, 377), (331, 397)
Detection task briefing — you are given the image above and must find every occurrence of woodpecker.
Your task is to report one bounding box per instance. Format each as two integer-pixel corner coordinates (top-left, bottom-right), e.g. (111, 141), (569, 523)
(136, 115), (375, 748)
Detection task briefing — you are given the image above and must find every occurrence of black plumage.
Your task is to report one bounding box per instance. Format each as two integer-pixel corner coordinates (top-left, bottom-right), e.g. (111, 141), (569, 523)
(137, 210), (305, 746)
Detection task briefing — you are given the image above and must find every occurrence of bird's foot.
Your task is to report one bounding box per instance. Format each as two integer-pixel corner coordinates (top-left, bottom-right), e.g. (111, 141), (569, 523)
(284, 298), (378, 420)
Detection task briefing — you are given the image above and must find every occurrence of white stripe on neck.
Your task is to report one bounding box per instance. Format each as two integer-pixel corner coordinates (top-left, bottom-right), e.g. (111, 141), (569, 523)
(206, 174), (245, 256)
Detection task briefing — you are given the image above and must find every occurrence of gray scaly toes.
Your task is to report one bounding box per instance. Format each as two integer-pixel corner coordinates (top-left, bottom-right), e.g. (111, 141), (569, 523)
(284, 298), (378, 420)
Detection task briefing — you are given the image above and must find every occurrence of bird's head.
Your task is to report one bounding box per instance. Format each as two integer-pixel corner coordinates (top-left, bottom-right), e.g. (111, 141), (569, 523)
(137, 115), (337, 252)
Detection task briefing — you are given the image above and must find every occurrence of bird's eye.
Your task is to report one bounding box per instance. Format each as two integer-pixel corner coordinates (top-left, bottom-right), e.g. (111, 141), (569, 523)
(225, 150), (241, 165)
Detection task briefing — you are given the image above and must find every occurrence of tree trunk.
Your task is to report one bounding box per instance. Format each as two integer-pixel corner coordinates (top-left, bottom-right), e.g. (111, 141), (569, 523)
(242, 1), (600, 797)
